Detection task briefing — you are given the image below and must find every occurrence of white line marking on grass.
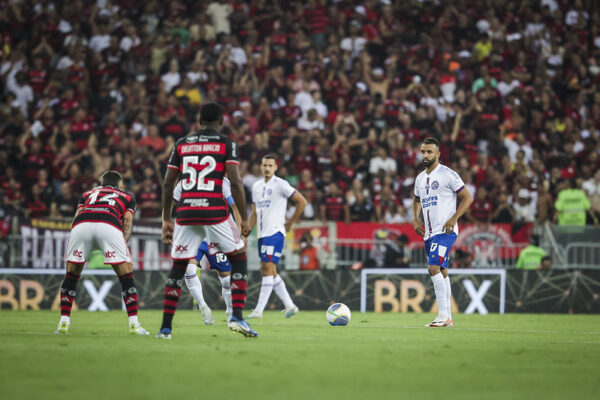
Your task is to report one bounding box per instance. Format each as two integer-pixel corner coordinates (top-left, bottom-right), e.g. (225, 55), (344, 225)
(273, 323), (600, 336)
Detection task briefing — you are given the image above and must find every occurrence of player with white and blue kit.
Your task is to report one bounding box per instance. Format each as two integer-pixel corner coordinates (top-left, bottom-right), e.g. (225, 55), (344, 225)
(412, 137), (473, 328)
(246, 154), (307, 319)
(173, 177), (237, 324)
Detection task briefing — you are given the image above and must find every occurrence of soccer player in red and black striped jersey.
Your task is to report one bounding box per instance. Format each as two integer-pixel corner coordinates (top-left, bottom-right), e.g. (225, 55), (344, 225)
(157, 102), (257, 338)
(55, 171), (149, 335)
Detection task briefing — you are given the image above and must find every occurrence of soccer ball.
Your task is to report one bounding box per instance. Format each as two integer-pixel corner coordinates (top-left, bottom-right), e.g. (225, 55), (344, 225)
(326, 303), (351, 326)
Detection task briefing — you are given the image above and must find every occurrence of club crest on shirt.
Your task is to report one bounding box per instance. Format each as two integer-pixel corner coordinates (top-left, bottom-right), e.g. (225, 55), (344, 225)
(267, 189), (273, 195)
(431, 181), (439, 190)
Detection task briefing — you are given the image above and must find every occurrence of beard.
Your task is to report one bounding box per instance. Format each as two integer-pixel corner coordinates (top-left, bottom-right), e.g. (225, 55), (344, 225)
(422, 157), (437, 167)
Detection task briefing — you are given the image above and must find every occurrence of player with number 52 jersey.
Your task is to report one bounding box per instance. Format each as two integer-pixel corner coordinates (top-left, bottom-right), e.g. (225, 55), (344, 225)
(157, 102), (256, 339)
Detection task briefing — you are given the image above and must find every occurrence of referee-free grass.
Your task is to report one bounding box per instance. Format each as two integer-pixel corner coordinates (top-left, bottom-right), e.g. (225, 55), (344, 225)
(0, 311), (598, 400)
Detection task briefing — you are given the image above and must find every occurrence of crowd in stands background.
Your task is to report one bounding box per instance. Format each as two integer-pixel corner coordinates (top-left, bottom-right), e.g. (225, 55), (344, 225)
(1, 0), (600, 231)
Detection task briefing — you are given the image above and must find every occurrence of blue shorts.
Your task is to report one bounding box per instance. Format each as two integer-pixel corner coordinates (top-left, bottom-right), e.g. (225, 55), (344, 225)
(424, 233), (457, 269)
(258, 232), (285, 264)
(195, 241), (232, 273)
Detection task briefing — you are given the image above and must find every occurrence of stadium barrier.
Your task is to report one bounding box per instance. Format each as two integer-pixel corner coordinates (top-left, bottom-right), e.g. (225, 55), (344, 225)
(1, 268), (599, 314)
(2, 218), (600, 269)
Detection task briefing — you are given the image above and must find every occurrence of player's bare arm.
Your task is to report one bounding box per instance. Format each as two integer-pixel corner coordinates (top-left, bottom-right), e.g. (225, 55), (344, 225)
(285, 191), (307, 232)
(123, 211), (134, 242)
(248, 204), (257, 232)
(442, 187), (473, 234)
(161, 167), (180, 245)
(412, 196), (425, 236)
(227, 163), (249, 236)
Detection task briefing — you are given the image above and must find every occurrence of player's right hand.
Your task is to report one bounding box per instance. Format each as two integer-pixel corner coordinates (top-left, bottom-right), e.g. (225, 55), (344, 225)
(412, 220), (425, 237)
(240, 220), (251, 237)
(162, 220), (174, 245)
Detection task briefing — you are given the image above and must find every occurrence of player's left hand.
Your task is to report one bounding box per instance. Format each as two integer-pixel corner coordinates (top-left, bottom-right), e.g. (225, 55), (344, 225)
(442, 217), (457, 234)
(284, 220), (293, 232)
(240, 220), (250, 237)
(162, 220), (174, 245)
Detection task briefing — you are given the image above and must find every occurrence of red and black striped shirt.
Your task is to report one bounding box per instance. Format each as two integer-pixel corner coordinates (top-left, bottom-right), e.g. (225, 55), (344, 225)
(73, 186), (136, 231)
(168, 129), (239, 225)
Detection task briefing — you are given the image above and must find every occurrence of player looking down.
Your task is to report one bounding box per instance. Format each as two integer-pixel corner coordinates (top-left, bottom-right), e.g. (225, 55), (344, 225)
(56, 170), (149, 335)
(158, 102), (256, 339)
(412, 137), (473, 327)
(246, 154), (307, 319)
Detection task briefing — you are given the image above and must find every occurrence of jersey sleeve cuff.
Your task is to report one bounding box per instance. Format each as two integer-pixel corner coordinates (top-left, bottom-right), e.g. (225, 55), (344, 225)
(287, 190), (296, 199)
(455, 186), (465, 193)
(125, 209), (135, 214)
(225, 160), (240, 165)
(167, 165), (179, 170)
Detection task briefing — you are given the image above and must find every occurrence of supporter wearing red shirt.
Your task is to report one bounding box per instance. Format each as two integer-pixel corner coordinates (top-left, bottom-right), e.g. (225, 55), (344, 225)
(467, 187), (494, 223)
(70, 108), (94, 150)
(320, 182), (350, 224)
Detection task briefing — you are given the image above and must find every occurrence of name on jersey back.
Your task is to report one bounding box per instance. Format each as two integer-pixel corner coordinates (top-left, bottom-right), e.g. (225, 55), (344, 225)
(180, 143), (225, 154)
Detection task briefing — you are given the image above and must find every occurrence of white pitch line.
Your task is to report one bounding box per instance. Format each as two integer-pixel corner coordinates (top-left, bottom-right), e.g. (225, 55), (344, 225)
(271, 322), (600, 336)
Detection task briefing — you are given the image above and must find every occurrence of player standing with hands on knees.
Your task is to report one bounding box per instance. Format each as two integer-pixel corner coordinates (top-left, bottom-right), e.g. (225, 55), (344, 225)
(157, 102), (257, 338)
(56, 171), (149, 335)
(412, 137), (473, 327)
(246, 155), (307, 319)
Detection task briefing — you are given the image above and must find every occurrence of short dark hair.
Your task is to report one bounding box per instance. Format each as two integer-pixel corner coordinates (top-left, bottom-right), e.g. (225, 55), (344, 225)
(262, 154), (278, 162)
(199, 102), (224, 124)
(101, 170), (123, 187)
(423, 137), (440, 148)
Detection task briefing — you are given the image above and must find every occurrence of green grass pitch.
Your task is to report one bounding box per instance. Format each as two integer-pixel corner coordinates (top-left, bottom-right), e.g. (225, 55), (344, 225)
(1, 310), (599, 400)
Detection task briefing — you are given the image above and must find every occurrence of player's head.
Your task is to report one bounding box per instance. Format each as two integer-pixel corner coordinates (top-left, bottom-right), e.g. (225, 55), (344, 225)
(260, 154), (278, 179)
(101, 170), (124, 189)
(420, 137), (441, 168)
(198, 102), (224, 128)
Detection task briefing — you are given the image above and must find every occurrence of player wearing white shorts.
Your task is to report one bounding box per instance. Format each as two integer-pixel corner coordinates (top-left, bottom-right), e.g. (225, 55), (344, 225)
(56, 170), (149, 335)
(412, 137), (473, 327)
(246, 154), (307, 319)
(173, 177), (240, 324)
(158, 102), (257, 339)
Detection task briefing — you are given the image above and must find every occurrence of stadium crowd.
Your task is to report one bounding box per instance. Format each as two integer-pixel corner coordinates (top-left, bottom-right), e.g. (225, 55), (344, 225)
(1, 0), (600, 228)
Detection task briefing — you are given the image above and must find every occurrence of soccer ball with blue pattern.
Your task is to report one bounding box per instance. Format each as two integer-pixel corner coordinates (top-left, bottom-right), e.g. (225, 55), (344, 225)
(326, 303), (351, 326)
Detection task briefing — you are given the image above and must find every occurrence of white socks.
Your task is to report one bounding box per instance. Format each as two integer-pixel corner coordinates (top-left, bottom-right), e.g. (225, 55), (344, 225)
(59, 315), (70, 324)
(431, 272), (448, 320)
(184, 264), (207, 308)
(444, 275), (452, 320)
(128, 315), (139, 326)
(273, 275), (294, 309)
(254, 276), (274, 313)
(218, 275), (232, 312)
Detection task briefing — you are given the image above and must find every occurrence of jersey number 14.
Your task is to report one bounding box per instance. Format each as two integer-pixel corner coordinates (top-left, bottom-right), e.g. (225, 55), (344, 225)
(182, 155), (217, 191)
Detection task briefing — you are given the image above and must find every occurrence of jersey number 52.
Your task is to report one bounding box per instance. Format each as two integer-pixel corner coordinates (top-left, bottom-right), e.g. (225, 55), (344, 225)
(182, 155), (217, 191)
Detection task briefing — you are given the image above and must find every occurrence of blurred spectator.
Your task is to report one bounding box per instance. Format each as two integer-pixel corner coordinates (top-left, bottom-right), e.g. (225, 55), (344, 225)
(50, 182), (78, 219)
(467, 186), (493, 223)
(320, 182), (350, 224)
(515, 234), (547, 270)
(383, 234), (410, 267)
(513, 189), (536, 223)
(453, 249), (473, 269)
(349, 191), (374, 222)
(554, 180), (592, 226)
(297, 231), (320, 270)
(490, 192), (515, 223)
(369, 146), (397, 176)
(540, 255), (552, 270)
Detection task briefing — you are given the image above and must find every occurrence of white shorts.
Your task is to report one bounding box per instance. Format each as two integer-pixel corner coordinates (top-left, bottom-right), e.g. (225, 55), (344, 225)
(65, 222), (131, 265)
(172, 216), (244, 260)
